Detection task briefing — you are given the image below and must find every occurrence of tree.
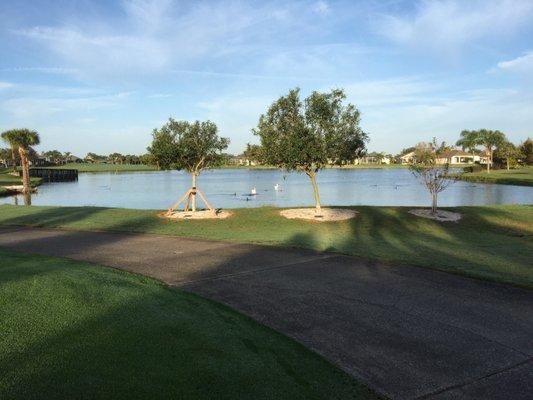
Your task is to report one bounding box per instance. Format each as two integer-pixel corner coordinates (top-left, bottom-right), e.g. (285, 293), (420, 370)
(242, 143), (263, 165)
(0, 148), (11, 168)
(494, 142), (522, 170)
(456, 130), (480, 156)
(254, 88), (368, 215)
(519, 138), (533, 165)
(459, 129), (506, 173)
(1, 129), (40, 194)
(1, 130), (19, 172)
(409, 142), (455, 215)
(148, 118), (229, 214)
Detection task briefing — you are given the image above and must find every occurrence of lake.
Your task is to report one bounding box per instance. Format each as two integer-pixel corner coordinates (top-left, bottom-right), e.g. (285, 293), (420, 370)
(2, 168), (532, 209)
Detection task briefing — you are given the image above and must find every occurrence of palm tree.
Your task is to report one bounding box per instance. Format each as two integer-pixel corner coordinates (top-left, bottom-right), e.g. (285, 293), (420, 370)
(456, 130), (480, 157)
(1, 130), (19, 172)
(1, 129), (40, 193)
(457, 129), (506, 172)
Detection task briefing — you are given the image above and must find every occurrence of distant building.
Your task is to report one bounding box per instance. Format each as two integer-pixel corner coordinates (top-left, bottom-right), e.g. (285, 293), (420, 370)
(401, 149), (490, 165)
(400, 151), (416, 164)
(353, 152), (391, 165)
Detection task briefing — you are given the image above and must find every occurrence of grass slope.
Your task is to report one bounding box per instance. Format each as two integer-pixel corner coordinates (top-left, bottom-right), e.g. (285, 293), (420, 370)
(0, 171), (42, 196)
(454, 166), (533, 186)
(0, 250), (376, 400)
(51, 163), (157, 172)
(0, 205), (531, 288)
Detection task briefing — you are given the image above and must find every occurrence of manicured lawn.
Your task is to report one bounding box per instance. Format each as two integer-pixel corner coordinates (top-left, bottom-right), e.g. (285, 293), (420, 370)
(0, 250), (376, 400)
(454, 166), (533, 186)
(51, 163), (156, 172)
(0, 205), (531, 288)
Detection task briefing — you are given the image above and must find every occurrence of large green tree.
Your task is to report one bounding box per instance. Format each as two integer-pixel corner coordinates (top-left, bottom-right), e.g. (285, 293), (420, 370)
(1, 129), (40, 194)
(254, 88), (368, 215)
(148, 119), (229, 213)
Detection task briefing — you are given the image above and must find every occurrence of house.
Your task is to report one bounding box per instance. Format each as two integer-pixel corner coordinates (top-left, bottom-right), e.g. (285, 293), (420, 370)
(435, 150), (476, 164)
(229, 155), (257, 166)
(400, 151), (416, 164)
(353, 152), (391, 165)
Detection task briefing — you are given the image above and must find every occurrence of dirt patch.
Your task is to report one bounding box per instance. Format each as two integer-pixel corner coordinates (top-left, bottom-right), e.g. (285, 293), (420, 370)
(280, 208), (357, 222)
(160, 210), (232, 220)
(409, 209), (462, 222)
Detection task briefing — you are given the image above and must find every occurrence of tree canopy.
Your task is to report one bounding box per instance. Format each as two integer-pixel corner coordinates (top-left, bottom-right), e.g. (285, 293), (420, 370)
(254, 88), (367, 172)
(1, 128), (40, 149)
(148, 119), (229, 174)
(254, 88), (368, 213)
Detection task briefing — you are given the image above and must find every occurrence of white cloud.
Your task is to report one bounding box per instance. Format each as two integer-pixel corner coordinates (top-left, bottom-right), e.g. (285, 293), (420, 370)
(1, 91), (132, 118)
(0, 81), (14, 90)
(377, 0), (533, 55)
(496, 52), (533, 73)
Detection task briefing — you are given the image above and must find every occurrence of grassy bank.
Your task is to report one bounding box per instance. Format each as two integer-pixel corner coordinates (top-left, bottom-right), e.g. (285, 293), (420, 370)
(0, 170), (42, 196)
(0, 205), (531, 288)
(51, 163), (157, 172)
(454, 166), (533, 186)
(0, 250), (375, 400)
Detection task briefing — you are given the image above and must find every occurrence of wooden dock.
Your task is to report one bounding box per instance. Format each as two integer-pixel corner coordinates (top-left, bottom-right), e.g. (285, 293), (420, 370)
(28, 168), (78, 182)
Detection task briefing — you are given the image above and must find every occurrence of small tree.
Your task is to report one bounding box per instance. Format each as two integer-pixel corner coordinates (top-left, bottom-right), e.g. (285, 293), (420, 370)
(1, 130), (19, 172)
(519, 138), (533, 165)
(1, 129), (40, 194)
(148, 118), (229, 214)
(242, 143), (263, 165)
(254, 88), (368, 215)
(495, 141), (522, 170)
(409, 142), (454, 215)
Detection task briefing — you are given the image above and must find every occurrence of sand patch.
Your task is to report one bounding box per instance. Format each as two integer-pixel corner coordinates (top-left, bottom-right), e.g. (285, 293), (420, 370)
(161, 210), (232, 220)
(409, 209), (461, 222)
(280, 208), (357, 222)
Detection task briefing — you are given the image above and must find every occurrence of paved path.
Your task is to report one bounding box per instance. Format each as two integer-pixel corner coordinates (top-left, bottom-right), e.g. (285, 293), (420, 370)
(0, 226), (532, 400)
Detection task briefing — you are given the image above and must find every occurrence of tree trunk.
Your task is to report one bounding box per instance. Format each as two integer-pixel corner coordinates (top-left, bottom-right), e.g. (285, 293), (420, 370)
(486, 147), (492, 173)
(11, 146), (16, 172)
(191, 172), (197, 212)
(431, 192), (437, 214)
(307, 170), (322, 215)
(18, 147), (31, 194)
(506, 158), (510, 171)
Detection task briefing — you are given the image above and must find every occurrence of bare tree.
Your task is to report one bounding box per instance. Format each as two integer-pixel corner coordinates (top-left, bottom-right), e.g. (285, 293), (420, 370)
(409, 142), (455, 214)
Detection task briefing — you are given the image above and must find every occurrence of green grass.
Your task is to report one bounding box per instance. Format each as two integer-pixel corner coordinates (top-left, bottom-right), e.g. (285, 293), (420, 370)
(0, 170), (42, 195)
(0, 250), (376, 400)
(51, 163), (157, 172)
(454, 166), (533, 186)
(0, 204), (531, 288)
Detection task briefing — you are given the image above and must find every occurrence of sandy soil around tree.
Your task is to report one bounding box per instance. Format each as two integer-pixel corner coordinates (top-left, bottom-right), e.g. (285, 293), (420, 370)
(161, 210), (232, 220)
(280, 208), (357, 222)
(409, 209), (462, 222)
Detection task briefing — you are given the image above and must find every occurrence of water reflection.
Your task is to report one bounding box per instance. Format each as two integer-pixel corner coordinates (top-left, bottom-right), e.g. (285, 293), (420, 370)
(1, 168), (531, 209)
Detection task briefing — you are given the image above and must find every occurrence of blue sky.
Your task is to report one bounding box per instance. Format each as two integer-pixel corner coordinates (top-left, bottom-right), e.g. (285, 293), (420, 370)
(1, 0), (532, 156)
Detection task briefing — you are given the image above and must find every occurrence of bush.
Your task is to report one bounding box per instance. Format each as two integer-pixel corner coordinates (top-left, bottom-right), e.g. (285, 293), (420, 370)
(463, 164), (483, 173)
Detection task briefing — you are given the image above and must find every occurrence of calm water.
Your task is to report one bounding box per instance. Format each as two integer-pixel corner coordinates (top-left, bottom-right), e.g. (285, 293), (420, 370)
(2, 168), (532, 209)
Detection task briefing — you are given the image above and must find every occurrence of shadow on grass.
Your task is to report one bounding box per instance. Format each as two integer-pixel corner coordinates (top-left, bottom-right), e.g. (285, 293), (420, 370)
(1, 206), (532, 399)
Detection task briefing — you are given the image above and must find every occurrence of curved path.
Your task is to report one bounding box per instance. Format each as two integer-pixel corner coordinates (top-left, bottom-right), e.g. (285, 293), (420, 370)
(1, 226), (532, 400)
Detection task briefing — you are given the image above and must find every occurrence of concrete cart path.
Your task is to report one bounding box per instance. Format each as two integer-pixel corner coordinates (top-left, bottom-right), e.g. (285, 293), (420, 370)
(0, 226), (531, 400)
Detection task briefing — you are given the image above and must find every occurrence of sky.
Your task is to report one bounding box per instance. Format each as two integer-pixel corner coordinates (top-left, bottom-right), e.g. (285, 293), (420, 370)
(0, 0), (532, 156)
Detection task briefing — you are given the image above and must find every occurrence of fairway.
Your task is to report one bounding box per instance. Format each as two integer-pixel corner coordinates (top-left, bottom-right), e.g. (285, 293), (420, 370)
(0, 204), (531, 288)
(0, 250), (377, 400)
